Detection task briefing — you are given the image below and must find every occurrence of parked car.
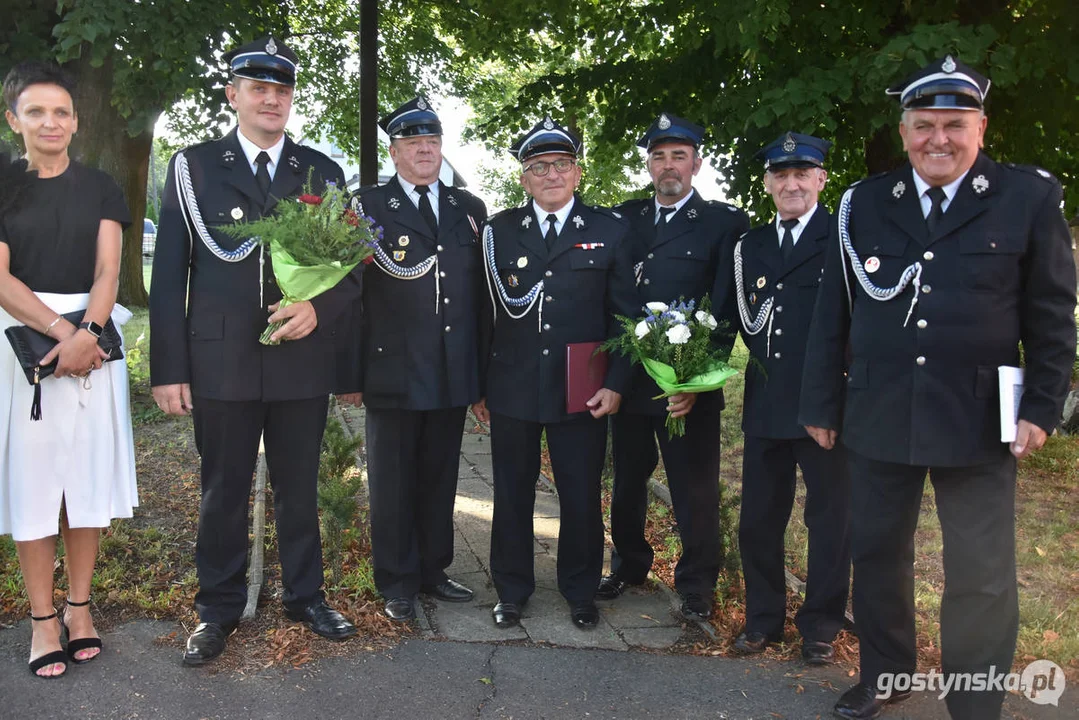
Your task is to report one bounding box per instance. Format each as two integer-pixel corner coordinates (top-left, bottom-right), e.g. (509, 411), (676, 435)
(142, 218), (156, 257)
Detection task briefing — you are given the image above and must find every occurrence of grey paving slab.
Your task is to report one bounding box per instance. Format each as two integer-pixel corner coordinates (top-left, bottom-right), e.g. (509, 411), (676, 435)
(449, 527), (485, 575)
(597, 586), (680, 629)
(514, 589), (627, 651)
(428, 572), (529, 643)
(619, 626), (686, 649)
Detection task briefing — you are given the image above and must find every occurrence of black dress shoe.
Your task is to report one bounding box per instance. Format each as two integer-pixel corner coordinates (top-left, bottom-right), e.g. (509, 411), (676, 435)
(679, 592), (712, 620)
(421, 578), (474, 603)
(182, 621), (236, 666)
(570, 603), (599, 629)
(492, 601), (521, 628)
(595, 574), (637, 600)
(285, 600), (357, 640)
(802, 639), (835, 665)
(732, 630), (771, 654)
(383, 597), (416, 622)
(833, 682), (911, 720)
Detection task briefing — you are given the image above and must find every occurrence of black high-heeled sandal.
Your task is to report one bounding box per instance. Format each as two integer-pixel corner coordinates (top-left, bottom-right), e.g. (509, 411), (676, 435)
(64, 598), (103, 664)
(28, 611), (68, 679)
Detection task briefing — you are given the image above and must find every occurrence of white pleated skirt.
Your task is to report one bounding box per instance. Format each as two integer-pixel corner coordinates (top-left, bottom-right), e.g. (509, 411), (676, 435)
(0, 293), (139, 541)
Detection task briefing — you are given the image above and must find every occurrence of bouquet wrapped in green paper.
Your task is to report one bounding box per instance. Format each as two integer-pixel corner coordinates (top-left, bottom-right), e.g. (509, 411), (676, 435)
(223, 175), (380, 344)
(603, 296), (737, 437)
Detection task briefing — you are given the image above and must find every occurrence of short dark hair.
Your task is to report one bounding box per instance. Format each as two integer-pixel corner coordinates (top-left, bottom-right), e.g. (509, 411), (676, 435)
(3, 61), (77, 113)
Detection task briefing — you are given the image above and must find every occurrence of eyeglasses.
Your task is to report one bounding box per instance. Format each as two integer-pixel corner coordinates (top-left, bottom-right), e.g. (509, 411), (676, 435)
(523, 158), (577, 177)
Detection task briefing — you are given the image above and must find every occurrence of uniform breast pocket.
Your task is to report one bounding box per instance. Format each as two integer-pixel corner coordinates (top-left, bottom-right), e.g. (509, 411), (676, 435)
(959, 234), (1024, 293)
(858, 236), (910, 287)
(569, 249), (611, 271)
(667, 251), (709, 282)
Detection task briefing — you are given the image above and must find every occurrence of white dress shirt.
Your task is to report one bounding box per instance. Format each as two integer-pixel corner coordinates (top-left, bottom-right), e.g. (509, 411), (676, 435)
(236, 131), (285, 181)
(654, 188), (696, 224)
(397, 176), (441, 222)
(532, 198), (575, 237)
(912, 169), (969, 218)
(774, 203), (819, 248)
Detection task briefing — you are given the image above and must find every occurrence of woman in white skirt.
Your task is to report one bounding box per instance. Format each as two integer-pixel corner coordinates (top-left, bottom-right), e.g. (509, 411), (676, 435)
(1, 62), (138, 678)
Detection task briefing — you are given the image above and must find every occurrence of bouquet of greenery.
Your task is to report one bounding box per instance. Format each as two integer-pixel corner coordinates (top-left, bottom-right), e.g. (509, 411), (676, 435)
(224, 175), (380, 344)
(603, 296), (737, 437)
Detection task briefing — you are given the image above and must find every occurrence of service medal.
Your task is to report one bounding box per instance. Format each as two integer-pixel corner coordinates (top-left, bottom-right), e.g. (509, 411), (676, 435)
(507, 274), (519, 288)
(865, 256), (881, 273)
(517, 256), (528, 268)
(398, 235), (410, 247)
(756, 276), (766, 289)
(393, 250), (407, 262)
(230, 207), (244, 220)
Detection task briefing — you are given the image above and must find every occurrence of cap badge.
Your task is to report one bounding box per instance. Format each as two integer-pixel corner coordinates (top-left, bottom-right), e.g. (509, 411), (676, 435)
(543, 116), (555, 130)
(521, 216), (532, 229)
(892, 180), (906, 199)
(288, 155), (299, 170)
(517, 256), (529, 268)
(388, 196), (401, 210)
(417, 97), (428, 110)
(942, 55), (957, 73)
(865, 256), (881, 273)
(756, 276), (766, 289)
(971, 175), (989, 194)
(507, 274), (519, 288)
(572, 215), (584, 229)
(782, 133), (797, 153)
(266, 37), (278, 55)
(230, 207), (244, 220)
(686, 208), (697, 220)
(658, 114), (671, 130)
(447, 193), (459, 207)
(398, 235), (410, 247)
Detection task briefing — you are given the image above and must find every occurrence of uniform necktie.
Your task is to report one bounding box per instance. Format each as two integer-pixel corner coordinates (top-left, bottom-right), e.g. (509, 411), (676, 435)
(655, 206), (675, 244)
(416, 184), (438, 236)
(254, 151), (272, 201)
(779, 218), (799, 262)
(925, 186), (946, 234)
(544, 213), (559, 248)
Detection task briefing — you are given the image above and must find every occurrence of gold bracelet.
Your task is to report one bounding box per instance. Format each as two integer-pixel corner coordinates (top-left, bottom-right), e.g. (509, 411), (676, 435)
(44, 315), (62, 334)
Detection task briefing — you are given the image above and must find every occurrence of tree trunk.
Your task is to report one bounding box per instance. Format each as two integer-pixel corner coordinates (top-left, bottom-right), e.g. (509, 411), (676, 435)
(359, 0), (379, 186)
(863, 124), (903, 177)
(67, 52), (158, 307)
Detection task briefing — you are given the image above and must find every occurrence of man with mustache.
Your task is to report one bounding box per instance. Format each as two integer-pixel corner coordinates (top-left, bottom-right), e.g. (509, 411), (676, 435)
(598, 114), (748, 621)
(713, 132), (851, 664)
(472, 117), (638, 630)
(800, 57), (1075, 719)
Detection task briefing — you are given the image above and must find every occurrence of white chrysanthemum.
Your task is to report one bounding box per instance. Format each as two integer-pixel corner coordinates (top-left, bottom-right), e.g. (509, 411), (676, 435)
(634, 320), (651, 339)
(694, 310), (718, 329)
(645, 302), (669, 313)
(666, 324), (692, 345)
(668, 311), (686, 323)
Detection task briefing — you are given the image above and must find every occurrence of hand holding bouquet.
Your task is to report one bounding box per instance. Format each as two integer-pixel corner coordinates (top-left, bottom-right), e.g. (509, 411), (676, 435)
(223, 174), (380, 344)
(603, 296), (737, 437)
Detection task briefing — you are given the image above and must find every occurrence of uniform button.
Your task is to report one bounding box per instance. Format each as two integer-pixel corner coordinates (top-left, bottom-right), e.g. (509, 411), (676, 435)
(545, 270), (553, 278)
(923, 251), (934, 261)
(542, 348), (549, 356)
(543, 323), (550, 331)
(916, 356), (926, 366)
(588, 259), (595, 265)
(775, 306), (783, 313)
(685, 251), (692, 256)
(643, 278), (651, 285)
(439, 271), (446, 278)
(377, 346), (383, 352)
(444, 297), (450, 304)
(647, 253), (654, 259)
(776, 282), (784, 290)
(444, 325), (451, 332)
(437, 244), (444, 251)
(917, 319), (928, 329)
(774, 352), (782, 359)
(774, 328), (783, 336)
(545, 295), (553, 302)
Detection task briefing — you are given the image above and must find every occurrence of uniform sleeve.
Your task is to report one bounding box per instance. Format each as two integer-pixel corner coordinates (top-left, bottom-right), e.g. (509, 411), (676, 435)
(148, 153), (193, 387)
(99, 170), (132, 229)
(603, 221), (641, 394)
(797, 212), (851, 431)
(1017, 181), (1077, 432)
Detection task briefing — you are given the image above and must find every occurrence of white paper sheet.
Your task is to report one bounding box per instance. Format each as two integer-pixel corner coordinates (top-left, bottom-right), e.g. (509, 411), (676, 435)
(998, 365), (1025, 443)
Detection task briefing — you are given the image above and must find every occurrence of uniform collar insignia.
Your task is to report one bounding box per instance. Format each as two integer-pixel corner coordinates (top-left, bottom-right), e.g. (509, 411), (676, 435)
(446, 192), (459, 207)
(222, 149), (236, 163)
(521, 215), (532, 229)
(287, 155), (300, 171)
(572, 215), (585, 229)
(686, 207), (697, 220)
(892, 180), (906, 199)
(640, 205), (649, 216)
(388, 196), (401, 210)
(971, 174), (989, 194)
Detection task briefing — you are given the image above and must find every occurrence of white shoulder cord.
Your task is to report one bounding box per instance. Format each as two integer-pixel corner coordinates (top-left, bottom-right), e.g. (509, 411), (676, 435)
(733, 238), (776, 357)
(482, 223), (545, 332)
(837, 187), (923, 327)
(175, 150), (266, 305)
(369, 244), (441, 312)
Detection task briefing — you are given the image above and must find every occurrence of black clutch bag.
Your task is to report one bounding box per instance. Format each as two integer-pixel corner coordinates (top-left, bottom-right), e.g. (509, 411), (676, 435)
(4, 310), (124, 421)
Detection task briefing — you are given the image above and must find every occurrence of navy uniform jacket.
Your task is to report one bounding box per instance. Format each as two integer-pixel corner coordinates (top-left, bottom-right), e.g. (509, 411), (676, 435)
(481, 196), (639, 424)
(799, 153), (1076, 466)
(149, 129), (360, 401)
(616, 191), (749, 415)
(714, 205), (830, 438)
(342, 175), (487, 410)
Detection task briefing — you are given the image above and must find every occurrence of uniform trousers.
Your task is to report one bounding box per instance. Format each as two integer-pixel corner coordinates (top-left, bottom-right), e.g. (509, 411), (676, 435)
(191, 395), (328, 624)
(489, 411), (607, 606)
(739, 435), (850, 642)
(609, 392), (724, 596)
(848, 448), (1018, 720)
(366, 406), (466, 598)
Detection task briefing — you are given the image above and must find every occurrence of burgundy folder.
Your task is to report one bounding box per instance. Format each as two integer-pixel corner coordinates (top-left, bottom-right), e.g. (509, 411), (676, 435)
(565, 341), (609, 414)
